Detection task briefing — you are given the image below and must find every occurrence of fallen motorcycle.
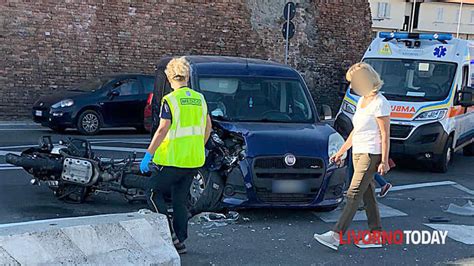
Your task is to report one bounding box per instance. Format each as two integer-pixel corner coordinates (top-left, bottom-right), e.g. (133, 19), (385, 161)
(5, 136), (150, 203)
(6, 125), (245, 214)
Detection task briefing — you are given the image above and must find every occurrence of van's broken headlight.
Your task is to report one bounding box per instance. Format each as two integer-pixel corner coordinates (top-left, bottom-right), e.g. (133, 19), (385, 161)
(328, 132), (347, 160)
(414, 109), (447, 121)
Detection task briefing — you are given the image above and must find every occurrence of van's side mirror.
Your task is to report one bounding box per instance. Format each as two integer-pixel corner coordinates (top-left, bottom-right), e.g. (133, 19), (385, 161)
(320, 104), (333, 121)
(456, 86), (474, 107)
(108, 89), (120, 98)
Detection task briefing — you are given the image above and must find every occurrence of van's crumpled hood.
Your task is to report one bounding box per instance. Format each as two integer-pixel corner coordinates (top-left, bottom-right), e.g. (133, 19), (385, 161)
(214, 121), (335, 158)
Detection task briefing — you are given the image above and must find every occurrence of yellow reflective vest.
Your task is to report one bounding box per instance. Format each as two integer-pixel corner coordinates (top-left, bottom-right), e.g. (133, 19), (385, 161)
(153, 87), (207, 168)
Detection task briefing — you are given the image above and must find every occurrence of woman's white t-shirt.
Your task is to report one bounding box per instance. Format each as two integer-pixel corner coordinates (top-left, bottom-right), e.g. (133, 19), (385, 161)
(352, 93), (391, 154)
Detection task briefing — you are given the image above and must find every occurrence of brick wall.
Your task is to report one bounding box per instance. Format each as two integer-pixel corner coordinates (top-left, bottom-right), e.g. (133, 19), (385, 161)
(0, 0), (371, 120)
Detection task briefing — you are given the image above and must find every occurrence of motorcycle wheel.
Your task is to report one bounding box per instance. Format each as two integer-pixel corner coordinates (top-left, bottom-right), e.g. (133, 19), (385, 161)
(55, 185), (90, 204)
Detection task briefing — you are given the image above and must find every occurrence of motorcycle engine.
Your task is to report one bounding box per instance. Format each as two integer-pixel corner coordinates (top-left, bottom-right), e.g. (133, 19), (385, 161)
(61, 157), (96, 185)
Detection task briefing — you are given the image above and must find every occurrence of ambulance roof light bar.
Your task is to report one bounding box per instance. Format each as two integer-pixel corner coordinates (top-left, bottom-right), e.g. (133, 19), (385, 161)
(379, 32), (452, 44)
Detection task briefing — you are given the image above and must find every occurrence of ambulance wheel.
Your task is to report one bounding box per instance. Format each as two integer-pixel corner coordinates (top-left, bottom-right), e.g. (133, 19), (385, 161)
(463, 142), (474, 156)
(432, 137), (453, 173)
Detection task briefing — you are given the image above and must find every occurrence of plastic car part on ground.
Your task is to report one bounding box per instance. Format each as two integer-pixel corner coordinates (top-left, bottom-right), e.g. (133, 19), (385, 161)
(445, 200), (474, 216)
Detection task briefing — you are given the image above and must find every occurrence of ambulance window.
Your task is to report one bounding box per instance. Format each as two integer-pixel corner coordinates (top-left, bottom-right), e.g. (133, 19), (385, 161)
(462, 65), (469, 87)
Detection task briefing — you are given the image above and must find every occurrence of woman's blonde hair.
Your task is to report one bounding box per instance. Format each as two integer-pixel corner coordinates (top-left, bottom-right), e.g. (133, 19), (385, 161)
(165, 56), (190, 82)
(346, 62), (384, 93)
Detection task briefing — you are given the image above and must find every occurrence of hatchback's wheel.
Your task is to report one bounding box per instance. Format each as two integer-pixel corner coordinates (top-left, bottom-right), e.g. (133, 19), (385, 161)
(77, 110), (102, 135)
(432, 137), (453, 173)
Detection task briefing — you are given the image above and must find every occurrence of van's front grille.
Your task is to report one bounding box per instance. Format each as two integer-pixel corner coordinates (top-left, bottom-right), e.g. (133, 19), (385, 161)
(252, 156), (325, 204)
(254, 157), (324, 170)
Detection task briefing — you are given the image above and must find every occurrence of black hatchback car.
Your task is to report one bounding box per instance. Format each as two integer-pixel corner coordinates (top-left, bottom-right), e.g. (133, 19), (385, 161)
(32, 74), (154, 135)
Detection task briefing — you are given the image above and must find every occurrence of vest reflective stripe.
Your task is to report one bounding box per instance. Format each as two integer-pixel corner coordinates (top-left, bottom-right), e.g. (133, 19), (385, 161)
(153, 87), (207, 168)
(167, 125), (205, 140)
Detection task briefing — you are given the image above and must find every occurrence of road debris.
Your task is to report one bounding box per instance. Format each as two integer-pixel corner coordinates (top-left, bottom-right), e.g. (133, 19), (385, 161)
(428, 216), (451, 223)
(190, 211), (241, 229)
(445, 200), (474, 216)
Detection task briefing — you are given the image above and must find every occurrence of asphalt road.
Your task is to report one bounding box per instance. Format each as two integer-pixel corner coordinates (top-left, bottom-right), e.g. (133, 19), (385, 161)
(0, 125), (473, 265)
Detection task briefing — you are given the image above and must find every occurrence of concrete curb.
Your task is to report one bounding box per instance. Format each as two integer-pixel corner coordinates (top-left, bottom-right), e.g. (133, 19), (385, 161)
(0, 211), (180, 265)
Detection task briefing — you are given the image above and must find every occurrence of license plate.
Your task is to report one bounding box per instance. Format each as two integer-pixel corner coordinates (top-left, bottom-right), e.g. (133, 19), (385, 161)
(272, 180), (309, 193)
(35, 110), (42, 116)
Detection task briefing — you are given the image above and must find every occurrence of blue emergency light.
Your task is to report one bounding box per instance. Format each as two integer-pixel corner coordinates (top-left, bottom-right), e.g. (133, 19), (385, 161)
(379, 32), (452, 41)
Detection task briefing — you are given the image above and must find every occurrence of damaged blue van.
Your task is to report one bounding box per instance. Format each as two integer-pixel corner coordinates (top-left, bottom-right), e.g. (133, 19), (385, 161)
(151, 56), (346, 212)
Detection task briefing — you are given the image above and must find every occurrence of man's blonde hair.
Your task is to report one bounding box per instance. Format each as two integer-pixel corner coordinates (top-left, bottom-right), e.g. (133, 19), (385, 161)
(165, 56), (190, 82)
(346, 62), (384, 93)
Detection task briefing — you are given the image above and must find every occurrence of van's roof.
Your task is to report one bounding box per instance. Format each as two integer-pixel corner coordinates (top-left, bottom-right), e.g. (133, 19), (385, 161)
(156, 56), (301, 79)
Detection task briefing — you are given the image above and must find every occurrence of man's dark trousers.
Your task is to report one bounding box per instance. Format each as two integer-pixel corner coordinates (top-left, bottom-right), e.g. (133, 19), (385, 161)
(146, 165), (197, 242)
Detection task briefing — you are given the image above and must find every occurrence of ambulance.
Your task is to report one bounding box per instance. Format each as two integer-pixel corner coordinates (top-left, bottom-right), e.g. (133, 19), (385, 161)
(335, 32), (474, 172)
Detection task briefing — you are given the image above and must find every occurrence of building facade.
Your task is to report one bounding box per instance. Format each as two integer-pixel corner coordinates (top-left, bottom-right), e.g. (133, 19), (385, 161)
(0, 0), (372, 120)
(369, 0), (474, 39)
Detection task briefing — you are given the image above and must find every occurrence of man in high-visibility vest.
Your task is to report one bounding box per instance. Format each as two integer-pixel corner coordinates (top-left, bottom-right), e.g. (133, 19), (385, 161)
(140, 56), (212, 254)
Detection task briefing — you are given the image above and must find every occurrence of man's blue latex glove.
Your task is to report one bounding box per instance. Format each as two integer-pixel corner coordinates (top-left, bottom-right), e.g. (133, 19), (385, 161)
(140, 152), (153, 173)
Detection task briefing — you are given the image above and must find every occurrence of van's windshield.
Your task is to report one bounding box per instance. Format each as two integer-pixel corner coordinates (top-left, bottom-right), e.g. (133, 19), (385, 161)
(198, 76), (314, 123)
(364, 59), (457, 102)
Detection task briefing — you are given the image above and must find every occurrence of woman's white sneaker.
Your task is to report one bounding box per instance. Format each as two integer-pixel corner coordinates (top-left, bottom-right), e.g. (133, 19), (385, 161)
(354, 234), (383, 248)
(313, 231), (340, 251)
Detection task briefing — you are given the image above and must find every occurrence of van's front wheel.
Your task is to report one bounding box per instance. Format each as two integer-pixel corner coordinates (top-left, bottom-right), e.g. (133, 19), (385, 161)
(432, 137), (453, 173)
(187, 169), (225, 216)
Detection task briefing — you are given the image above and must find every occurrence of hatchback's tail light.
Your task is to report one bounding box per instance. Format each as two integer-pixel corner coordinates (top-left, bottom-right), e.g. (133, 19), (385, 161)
(146, 93), (153, 105)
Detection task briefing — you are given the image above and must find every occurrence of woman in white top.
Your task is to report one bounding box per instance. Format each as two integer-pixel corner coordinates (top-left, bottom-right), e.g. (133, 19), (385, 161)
(314, 62), (391, 250)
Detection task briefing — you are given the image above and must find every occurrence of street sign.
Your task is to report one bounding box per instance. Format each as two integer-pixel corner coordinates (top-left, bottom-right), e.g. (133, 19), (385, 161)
(282, 21), (295, 40)
(282, 2), (296, 65)
(283, 2), (296, 21)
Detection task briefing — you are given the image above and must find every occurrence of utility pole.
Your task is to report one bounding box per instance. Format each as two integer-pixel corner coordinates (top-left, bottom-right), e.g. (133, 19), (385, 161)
(409, 0), (417, 33)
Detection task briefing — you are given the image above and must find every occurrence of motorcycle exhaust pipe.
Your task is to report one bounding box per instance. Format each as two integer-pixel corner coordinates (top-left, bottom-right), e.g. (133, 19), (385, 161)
(5, 153), (21, 165)
(5, 153), (62, 172)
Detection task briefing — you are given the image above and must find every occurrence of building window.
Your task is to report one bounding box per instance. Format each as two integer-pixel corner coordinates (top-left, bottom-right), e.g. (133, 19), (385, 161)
(470, 10), (474, 24)
(376, 2), (390, 19)
(436, 7), (444, 22)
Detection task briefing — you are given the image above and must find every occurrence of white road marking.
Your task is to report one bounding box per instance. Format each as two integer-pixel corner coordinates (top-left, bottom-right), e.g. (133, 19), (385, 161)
(0, 139), (150, 150)
(0, 144), (36, 149)
(424, 224), (474, 245)
(374, 180), (457, 193)
(87, 138), (150, 142)
(0, 122), (37, 126)
(452, 184), (474, 196)
(0, 151), (20, 156)
(313, 203), (408, 223)
(90, 145), (147, 153)
(0, 167), (23, 171)
(0, 128), (46, 131)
